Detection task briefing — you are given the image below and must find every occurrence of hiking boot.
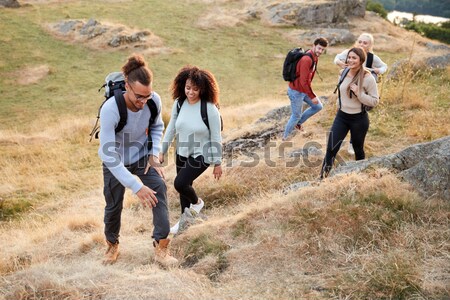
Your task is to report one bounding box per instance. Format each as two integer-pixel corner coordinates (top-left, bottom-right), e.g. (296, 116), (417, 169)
(320, 165), (332, 180)
(190, 198), (204, 214)
(347, 142), (355, 155)
(103, 240), (119, 265)
(153, 238), (179, 268)
(295, 124), (304, 131)
(170, 221), (180, 235)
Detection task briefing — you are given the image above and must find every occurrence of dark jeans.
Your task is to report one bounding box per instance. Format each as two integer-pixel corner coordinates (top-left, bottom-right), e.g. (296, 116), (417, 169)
(321, 110), (369, 174)
(174, 154), (209, 214)
(102, 156), (169, 243)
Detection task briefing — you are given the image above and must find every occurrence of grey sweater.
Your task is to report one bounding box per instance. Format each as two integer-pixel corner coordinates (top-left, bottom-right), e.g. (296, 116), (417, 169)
(98, 92), (164, 194)
(162, 99), (222, 165)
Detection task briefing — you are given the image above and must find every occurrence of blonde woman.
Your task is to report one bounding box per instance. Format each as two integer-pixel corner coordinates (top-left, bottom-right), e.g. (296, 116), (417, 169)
(320, 47), (379, 179)
(334, 33), (387, 79)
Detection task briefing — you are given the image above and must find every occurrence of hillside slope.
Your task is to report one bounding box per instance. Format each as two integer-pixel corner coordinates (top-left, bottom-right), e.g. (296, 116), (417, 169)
(0, 0), (449, 299)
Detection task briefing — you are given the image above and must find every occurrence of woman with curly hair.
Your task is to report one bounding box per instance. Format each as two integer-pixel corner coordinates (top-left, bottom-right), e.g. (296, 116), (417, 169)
(160, 65), (223, 234)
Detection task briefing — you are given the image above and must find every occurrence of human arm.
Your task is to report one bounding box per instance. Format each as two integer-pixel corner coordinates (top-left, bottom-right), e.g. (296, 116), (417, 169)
(159, 100), (178, 166)
(98, 99), (143, 194)
(144, 93), (165, 178)
(207, 104), (223, 180)
(334, 49), (349, 69)
(370, 54), (388, 75)
(350, 73), (379, 108)
(298, 55), (316, 100)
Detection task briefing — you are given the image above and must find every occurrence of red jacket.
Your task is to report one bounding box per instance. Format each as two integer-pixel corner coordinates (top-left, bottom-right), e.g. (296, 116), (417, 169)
(288, 50), (318, 99)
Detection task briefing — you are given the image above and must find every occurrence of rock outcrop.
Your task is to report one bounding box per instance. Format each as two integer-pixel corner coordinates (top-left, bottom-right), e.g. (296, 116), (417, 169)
(332, 136), (450, 200)
(0, 0), (20, 7)
(46, 19), (169, 53)
(247, 0), (367, 27)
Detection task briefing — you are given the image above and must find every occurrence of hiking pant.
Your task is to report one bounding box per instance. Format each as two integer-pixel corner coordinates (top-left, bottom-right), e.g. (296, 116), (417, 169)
(174, 154), (209, 214)
(283, 87), (323, 139)
(103, 156), (170, 243)
(321, 110), (369, 173)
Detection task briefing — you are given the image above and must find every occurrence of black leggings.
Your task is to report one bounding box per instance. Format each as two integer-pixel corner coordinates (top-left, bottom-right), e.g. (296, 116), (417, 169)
(174, 154), (209, 214)
(321, 110), (369, 174)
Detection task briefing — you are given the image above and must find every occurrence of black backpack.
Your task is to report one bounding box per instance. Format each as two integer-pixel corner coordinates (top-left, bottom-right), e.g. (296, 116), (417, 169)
(176, 98), (223, 131)
(334, 67), (374, 112)
(89, 72), (159, 150)
(282, 47), (314, 82)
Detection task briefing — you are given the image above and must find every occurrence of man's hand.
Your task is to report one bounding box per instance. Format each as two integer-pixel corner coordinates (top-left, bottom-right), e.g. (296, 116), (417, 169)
(145, 155), (165, 179)
(213, 165), (222, 180)
(136, 185), (158, 208)
(311, 97), (320, 105)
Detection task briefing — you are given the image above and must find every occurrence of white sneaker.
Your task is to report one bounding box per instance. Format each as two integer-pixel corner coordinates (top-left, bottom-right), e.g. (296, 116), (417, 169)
(190, 198), (204, 214)
(347, 142), (355, 155)
(170, 221), (179, 235)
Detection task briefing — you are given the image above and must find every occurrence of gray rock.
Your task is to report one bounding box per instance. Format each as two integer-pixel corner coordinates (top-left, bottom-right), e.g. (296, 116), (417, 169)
(289, 145), (323, 158)
(248, 0), (367, 27)
(294, 29), (356, 46)
(388, 54), (450, 80)
(283, 181), (311, 194)
(332, 136), (450, 200)
(0, 0), (20, 8)
(426, 54), (450, 69)
(422, 42), (450, 51)
(55, 20), (83, 35)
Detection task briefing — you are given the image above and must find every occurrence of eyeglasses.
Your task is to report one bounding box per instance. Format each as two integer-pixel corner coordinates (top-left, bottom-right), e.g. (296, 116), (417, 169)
(127, 83), (152, 102)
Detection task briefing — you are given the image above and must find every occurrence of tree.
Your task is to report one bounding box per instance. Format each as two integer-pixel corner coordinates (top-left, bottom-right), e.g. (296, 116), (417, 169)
(367, 0), (388, 18)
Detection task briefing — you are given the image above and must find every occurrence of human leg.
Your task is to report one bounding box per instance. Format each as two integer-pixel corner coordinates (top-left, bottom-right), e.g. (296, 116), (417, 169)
(137, 167), (170, 241)
(133, 159), (178, 267)
(283, 87), (305, 139)
(348, 112), (369, 160)
(102, 164), (125, 264)
(320, 112), (350, 178)
(103, 164), (125, 244)
(297, 95), (323, 126)
(174, 155), (209, 214)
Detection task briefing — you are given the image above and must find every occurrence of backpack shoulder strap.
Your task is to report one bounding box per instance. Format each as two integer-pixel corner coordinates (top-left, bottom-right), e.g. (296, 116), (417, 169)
(305, 51), (315, 70)
(176, 97), (186, 114)
(146, 97), (159, 152)
(147, 97), (158, 127)
(335, 67), (350, 109)
(200, 99), (209, 130)
(366, 52), (374, 69)
(114, 89), (127, 133)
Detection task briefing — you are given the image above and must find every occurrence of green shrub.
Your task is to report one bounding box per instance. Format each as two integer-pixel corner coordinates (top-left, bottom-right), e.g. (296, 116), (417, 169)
(405, 21), (450, 44)
(367, 0), (388, 19)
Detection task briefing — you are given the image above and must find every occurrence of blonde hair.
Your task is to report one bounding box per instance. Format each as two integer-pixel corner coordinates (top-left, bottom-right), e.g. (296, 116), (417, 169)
(353, 33), (374, 52)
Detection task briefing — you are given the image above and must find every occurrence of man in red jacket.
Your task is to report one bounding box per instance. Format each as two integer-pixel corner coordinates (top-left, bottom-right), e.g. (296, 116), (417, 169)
(282, 37), (329, 141)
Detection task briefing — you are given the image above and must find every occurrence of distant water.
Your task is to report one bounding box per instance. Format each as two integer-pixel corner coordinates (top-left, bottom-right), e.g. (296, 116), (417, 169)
(388, 10), (449, 24)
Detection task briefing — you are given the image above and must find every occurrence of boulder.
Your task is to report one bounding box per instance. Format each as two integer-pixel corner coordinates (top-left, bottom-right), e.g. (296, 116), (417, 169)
(332, 136), (450, 200)
(0, 0), (20, 8)
(247, 0), (367, 27)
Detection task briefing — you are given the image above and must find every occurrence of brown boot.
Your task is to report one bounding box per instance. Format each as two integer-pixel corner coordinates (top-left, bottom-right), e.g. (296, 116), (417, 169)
(103, 240), (119, 265)
(153, 238), (179, 268)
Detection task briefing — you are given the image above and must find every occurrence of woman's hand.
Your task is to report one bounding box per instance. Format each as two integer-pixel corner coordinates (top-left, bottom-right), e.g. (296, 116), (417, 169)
(350, 83), (359, 96)
(213, 165), (222, 180)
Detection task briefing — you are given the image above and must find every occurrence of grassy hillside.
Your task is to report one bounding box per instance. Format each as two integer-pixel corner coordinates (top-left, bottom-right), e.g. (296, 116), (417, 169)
(0, 1), (449, 299)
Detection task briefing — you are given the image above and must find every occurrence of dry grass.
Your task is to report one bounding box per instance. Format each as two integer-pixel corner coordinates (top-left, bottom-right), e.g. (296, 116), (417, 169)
(1, 1), (449, 299)
(167, 171), (449, 299)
